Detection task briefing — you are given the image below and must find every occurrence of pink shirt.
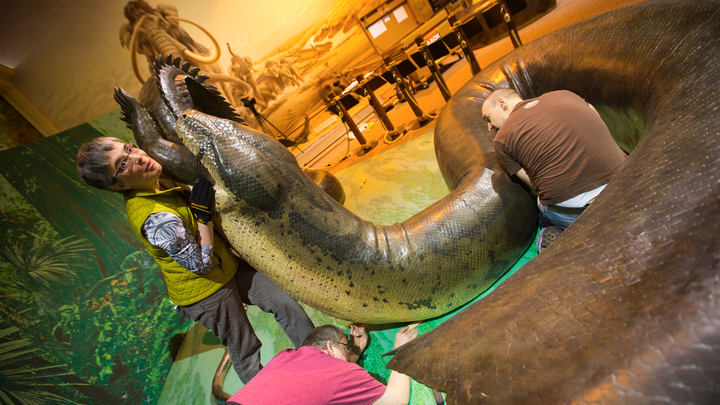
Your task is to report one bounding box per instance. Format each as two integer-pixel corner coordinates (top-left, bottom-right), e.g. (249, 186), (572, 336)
(228, 346), (386, 405)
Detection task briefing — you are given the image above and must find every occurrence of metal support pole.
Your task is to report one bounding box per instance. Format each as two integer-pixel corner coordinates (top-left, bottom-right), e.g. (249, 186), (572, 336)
(414, 36), (452, 102)
(449, 14), (481, 76)
(356, 74), (404, 142)
(328, 91), (377, 156)
(385, 58), (434, 127)
(501, 3), (523, 49)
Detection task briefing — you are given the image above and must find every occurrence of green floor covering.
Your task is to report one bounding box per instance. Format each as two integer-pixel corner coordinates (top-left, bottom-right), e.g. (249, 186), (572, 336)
(157, 131), (538, 404)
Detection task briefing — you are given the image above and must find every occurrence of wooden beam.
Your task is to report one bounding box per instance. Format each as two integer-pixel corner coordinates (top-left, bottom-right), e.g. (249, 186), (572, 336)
(0, 64), (58, 136)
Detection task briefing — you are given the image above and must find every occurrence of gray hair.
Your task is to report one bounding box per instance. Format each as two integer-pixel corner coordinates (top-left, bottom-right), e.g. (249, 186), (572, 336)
(76, 137), (123, 192)
(302, 325), (346, 349)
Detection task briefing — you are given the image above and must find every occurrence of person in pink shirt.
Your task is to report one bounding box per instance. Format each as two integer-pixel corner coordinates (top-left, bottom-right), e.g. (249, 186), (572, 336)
(227, 323), (419, 405)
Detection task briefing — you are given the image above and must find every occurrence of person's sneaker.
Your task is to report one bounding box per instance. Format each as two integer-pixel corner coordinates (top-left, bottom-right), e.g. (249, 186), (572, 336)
(539, 226), (562, 252)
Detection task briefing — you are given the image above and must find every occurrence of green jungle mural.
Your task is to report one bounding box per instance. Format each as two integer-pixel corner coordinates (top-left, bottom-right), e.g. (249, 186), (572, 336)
(0, 114), (193, 404)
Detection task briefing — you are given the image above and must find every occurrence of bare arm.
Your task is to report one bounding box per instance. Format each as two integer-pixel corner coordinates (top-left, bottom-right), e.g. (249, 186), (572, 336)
(348, 323), (368, 364)
(373, 324), (420, 405)
(375, 371), (410, 405)
(515, 169), (535, 190)
(588, 102), (601, 117)
(196, 222), (213, 247)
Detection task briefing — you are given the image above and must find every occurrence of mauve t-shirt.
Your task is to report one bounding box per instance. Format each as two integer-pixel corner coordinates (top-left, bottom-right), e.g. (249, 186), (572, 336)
(493, 90), (626, 205)
(227, 346), (386, 405)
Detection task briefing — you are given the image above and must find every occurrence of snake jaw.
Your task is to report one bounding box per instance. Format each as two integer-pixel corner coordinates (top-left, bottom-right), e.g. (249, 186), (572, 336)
(176, 110), (219, 181)
(176, 110), (285, 211)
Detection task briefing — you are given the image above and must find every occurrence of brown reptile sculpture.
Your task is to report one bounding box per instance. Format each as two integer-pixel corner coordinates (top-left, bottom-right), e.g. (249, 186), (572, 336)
(116, 55), (346, 203)
(115, 0), (717, 400)
(386, 0), (720, 403)
(116, 58), (537, 324)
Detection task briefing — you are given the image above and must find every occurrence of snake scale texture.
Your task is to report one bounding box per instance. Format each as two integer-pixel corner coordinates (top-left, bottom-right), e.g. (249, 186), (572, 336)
(175, 105), (537, 323)
(385, 0), (720, 403)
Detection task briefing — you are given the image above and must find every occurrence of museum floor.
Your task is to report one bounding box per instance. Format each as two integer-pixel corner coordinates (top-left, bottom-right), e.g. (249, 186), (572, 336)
(156, 1), (643, 403)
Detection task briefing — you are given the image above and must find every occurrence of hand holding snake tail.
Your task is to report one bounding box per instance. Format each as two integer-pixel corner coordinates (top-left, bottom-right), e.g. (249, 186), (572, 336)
(175, 109), (536, 324)
(189, 178), (214, 224)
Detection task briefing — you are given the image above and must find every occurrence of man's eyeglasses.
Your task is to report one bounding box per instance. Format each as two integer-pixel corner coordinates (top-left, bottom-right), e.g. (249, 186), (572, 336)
(338, 341), (351, 353)
(113, 142), (137, 180)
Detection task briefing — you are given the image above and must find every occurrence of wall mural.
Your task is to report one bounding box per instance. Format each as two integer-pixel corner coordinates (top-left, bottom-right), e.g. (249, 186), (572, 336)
(0, 118), (193, 403)
(0, 1), (395, 401)
(119, 0), (392, 143)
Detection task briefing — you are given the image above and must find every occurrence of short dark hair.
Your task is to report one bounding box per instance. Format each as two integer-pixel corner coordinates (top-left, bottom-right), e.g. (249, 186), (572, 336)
(76, 137), (123, 191)
(485, 88), (522, 109)
(302, 325), (346, 349)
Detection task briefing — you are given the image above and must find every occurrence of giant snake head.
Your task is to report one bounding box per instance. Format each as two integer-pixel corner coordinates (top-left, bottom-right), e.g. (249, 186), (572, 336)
(176, 109), (296, 213)
(116, 54), (345, 204)
(116, 55), (244, 185)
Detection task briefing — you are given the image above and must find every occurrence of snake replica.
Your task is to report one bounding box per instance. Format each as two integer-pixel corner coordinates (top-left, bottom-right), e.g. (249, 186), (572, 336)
(115, 55), (240, 185)
(115, 55), (346, 203)
(117, 58), (532, 324)
(382, 0), (720, 404)
(175, 107), (536, 322)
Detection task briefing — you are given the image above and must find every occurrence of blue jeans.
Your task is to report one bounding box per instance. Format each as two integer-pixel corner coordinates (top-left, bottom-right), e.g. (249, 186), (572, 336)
(538, 202), (580, 229)
(536, 202), (581, 251)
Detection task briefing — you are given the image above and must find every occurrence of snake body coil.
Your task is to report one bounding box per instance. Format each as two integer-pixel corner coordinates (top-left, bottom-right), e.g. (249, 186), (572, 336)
(387, 1), (720, 403)
(175, 105), (537, 323)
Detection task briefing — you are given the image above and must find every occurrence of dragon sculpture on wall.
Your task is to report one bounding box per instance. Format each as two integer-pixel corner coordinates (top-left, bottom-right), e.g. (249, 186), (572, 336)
(121, 1), (221, 85)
